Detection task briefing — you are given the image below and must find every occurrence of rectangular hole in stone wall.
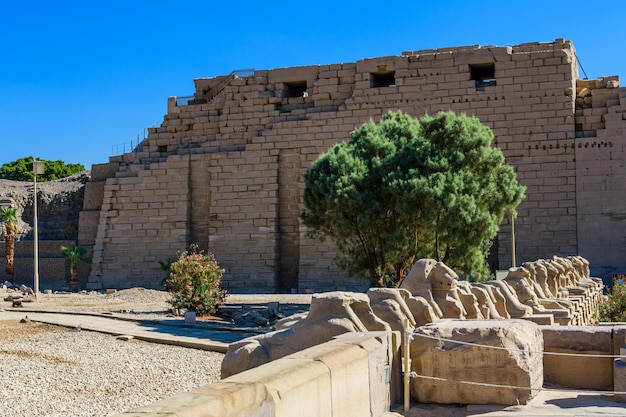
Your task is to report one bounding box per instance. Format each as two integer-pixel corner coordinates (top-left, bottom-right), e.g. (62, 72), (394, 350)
(284, 81), (308, 98)
(371, 71), (396, 88)
(470, 63), (496, 90)
(158, 145), (167, 153)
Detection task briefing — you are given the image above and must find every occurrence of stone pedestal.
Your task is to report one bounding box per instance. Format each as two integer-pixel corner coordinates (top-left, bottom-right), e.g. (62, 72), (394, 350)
(410, 319), (543, 405)
(522, 313), (554, 325)
(542, 326), (613, 390)
(184, 311), (196, 324)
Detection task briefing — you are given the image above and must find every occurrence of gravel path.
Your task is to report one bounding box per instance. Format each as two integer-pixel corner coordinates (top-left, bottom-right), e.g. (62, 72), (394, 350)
(0, 287), (311, 417)
(1, 320), (224, 417)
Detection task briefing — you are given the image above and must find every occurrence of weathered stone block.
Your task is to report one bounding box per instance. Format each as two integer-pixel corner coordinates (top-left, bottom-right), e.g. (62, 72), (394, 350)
(410, 319), (543, 405)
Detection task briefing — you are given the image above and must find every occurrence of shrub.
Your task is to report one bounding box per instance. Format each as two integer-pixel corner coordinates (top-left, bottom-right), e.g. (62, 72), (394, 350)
(596, 278), (626, 322)
(165, 245), (226, 316)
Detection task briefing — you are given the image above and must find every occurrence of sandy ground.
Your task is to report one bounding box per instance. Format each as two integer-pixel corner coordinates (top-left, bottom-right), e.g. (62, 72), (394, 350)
(0, 287), (312, 417)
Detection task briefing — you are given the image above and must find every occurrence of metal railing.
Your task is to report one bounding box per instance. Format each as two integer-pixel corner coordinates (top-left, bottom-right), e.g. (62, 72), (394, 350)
(175, 68), (255, 107)
(175, 96), (195, 106)
(111, 121), (159, 156)
(233, 68), (255, 77)
(111, 69), (257, 155)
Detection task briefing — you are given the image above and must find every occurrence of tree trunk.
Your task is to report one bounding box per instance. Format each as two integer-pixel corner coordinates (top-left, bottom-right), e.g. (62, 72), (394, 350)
(393, 263), (406, 287)
(69, 263), (78, 292)
(5, 224), (14, 284)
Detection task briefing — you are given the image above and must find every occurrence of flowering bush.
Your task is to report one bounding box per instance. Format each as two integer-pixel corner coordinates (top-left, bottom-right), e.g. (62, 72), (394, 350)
(165, 245), (226, 316)
(596, 279), (626, 322)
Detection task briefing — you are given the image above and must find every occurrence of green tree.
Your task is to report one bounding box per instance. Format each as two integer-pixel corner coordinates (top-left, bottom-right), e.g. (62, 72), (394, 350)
(60, 244), (90, 292)
(302, 111), (525, 287)
(1, 207), (19, 284)
(0, 157), (85, 182)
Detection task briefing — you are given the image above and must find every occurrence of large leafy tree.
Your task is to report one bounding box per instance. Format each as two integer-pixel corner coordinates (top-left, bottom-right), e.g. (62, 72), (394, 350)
(1, 207), (19, 284)
(0, 157), (85, 182)
(302, 111), (525, 287)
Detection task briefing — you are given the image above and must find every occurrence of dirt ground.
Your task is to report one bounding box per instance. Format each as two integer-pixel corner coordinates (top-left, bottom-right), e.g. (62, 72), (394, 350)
(1, 287), (313, 333)
(0, 318), (48, 342)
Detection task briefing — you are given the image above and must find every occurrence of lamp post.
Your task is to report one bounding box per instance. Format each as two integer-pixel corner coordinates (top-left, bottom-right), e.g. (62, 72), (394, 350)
(32, 160), (44, 297)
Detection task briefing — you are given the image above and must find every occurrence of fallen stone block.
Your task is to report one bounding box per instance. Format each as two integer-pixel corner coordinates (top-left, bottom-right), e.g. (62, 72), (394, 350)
(410, 319), (543, 405)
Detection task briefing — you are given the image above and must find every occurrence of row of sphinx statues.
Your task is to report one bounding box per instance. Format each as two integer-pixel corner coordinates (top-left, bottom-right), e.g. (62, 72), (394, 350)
(400, 255), (603, 326)
(221, 255), (603, 378)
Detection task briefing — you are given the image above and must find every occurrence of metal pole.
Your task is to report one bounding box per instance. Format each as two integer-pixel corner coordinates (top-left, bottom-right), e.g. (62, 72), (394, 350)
(403, 330), (410, 411)
(32, 160), (44, 297)
(403, 320), (412, 411)
(33, 172), (39, 297)
(511, 211), (516, 268)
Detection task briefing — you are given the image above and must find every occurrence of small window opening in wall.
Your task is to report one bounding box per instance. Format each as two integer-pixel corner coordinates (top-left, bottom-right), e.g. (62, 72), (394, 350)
(284, 81), (308, 98)
(158, 145), (167, 153)
(371, 71), (396, 88)
(470, 63), (496, 89)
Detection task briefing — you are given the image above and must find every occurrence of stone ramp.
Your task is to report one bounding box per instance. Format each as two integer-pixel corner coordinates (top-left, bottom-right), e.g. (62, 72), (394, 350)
(0, 310), (255, 353)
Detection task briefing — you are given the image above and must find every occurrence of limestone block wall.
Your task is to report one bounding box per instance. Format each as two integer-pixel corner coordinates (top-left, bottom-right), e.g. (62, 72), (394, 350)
(83, 39), (626, 292)
(88, 156), (192, 289)
(78, 162), (120, 247)
(205, 150), (281, 292)
(574, 79), (626, 278)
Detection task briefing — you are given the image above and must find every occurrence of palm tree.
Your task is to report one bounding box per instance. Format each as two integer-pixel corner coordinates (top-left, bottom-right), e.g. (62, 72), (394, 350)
(60, 244), (89, 292)
(1, 207), (19, 284)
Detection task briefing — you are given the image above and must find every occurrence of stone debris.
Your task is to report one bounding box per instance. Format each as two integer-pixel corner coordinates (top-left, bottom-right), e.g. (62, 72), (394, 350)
(3, 286), (34, 307)
(220, 301), (286, 327)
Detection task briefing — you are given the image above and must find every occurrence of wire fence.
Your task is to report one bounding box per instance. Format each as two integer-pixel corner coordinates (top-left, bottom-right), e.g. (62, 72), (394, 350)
(408, 331), (626, 396)
(411, 374), (626, 396)
(412, 332), (625, 358)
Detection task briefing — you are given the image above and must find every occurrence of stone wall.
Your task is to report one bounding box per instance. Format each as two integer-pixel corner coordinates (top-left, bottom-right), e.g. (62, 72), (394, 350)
(112, 331), (398, 417)
(574, 78), (626, 277)
(0, 173), (88, 289)
(81, 39), (626, 292)
(109, 323), (626, 415)
(0, 240), (77, 289)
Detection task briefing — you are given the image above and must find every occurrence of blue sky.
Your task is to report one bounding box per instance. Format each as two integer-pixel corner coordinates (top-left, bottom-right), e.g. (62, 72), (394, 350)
(2, 1), (626, 169)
